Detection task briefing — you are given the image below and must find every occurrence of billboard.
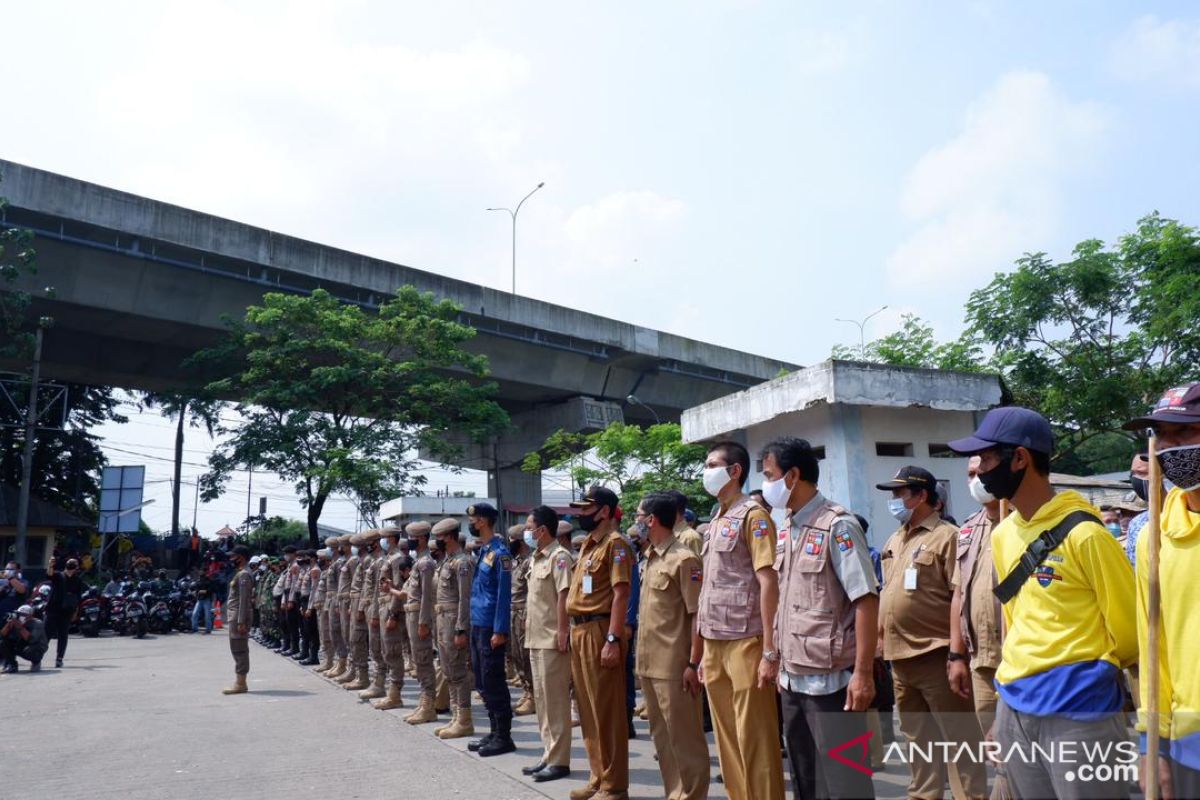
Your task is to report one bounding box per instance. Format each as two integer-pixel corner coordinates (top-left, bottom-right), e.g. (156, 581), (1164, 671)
(99, 465), (146, 534)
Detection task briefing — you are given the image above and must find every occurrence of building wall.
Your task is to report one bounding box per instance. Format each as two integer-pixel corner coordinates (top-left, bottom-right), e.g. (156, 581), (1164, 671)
(0, 527), (56, 569)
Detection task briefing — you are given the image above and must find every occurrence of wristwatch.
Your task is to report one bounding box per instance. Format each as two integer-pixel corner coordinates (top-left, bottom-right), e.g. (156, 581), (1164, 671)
(762, 649), (780, 664)
(946, 650), (968, 663)
(455, 629), (467, 636)
(605, 633), (619, 644)
(687, 661), (700, 671)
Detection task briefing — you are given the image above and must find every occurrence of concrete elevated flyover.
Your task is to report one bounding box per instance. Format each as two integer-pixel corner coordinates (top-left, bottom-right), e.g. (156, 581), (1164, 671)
(0, 160), (795, 511)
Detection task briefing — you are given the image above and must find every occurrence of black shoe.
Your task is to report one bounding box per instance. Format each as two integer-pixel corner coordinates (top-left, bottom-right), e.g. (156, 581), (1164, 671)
(2, 662), (16, 674)
(521, 761), (546, 776)
(291, 651), (306, 660)
(627, 717), (637, 739)
(467, 733), (496, 752)
(478, 735), (516, 757)
(29, 661), (41, 673)
(55, 658), (63, 669)
(532, 765), (571, 783)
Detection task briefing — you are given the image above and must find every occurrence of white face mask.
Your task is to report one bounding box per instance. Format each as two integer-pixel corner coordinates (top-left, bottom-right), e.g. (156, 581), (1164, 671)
(761, 474), (793, 511)
(968, 476), (995, 505)
(379, 538), (391, 552)
(703, 465), (732, 497)
(888, 497), (914, 523)
(523, 529), (537, 550)
(350, 546), (359, 557)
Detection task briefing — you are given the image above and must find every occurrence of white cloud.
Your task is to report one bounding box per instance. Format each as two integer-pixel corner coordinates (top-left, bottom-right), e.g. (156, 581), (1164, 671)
(787, 28), (858, 76)
(887, 71), (1108, 285)
(1110, 15), (1200, 88)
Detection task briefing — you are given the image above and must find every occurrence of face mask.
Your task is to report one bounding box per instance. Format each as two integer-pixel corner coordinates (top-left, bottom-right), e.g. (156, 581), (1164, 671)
(888, 497), (913, 523)
(379, 538), (391, 552)
(1158, 444), (1200, 492)
(978, 454), (1027, 501)
(633, 520), (650, 541)
(578, 512), (601, 533)
(523, 529), (537, 550)
(433, 538), (447, 552)
(703, 465), (732, 497)
(968, 476), (995, 505)
(1130, 475), (1150, 503)
(406, 538), (419, 551)
(1105, 523), (1122, 538)
(761, 474), (793, 510)
(468, 523), (480, 537)
(350, 546), (359, 557)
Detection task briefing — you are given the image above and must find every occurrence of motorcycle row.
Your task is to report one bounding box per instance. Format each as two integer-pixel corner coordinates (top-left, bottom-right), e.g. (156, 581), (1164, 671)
(29, 577), (203, 639)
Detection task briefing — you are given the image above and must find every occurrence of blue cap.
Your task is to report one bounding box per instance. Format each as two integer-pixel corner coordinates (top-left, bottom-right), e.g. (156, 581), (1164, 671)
(948, 406), (1053, 456)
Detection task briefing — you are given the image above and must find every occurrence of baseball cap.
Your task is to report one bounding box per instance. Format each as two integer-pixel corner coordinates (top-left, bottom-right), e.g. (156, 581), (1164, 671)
(875, 466), (939, 497)
(1122, 383), (1200, 430)
(466, 502), (498, 521)
(569, 485), (620, 510)
(947, 406), (1054, 455)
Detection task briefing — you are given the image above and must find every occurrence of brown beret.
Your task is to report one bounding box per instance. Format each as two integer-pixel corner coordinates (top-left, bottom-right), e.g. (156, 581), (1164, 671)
(507, 524), (525, 538)
(432, 518), (461, 537)
(405, 521), (432, 537)
(557, 521), (574, 536)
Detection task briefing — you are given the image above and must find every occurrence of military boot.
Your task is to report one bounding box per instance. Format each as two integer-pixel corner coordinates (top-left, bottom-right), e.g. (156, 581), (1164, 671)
(358, 669), (386, 700)
(404, 693), (438, 725)
(324, 656), (346, 678)
(344, 666), (370, 691)
(314, 652), (334, 674)
(437, 707), (475, 739)
(513, 692), (536, 716)
(221, 675), (248, 695)
(334, 661), (358, 684)
(372, 684), (404, 710)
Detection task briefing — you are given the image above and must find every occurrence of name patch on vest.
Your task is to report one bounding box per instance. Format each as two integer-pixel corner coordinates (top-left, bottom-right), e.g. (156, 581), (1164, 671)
(721, 519), (742, 538)
(804, 531), (825, 556)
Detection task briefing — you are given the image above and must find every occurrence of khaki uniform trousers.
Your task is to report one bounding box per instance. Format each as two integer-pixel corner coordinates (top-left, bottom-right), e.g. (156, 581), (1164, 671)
(570, 620), (629, 794)
(511, 605), (533, 691)
(530, 646), (573, 768)
(368, 616), (386, 680)
(229, 634), (250, 676)
(381, 614), (406, 690)
(892, 648), (988, 800)
(339, 601), (354, 660)
(643, 675), (710, 800)
(702, 635), (784, 800)
(406, 609), (436, 698)
(401, 620), (414, 672)
(330, 601), (347, 658)
(437, 609), (471, 709)
(318, 608), (333, 659)
(348, 610), (369, 668)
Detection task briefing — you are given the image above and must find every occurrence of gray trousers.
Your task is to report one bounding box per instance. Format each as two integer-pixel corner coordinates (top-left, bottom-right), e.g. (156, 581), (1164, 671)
(994, 698), (1131, 800)
(229, 636), (250, 676)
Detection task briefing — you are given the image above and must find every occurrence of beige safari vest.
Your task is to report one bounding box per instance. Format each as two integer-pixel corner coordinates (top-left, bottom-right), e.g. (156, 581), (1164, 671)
(955, 509), (1002, 669)
(776, 501), (856, 675)
(698, 495), (763, 640)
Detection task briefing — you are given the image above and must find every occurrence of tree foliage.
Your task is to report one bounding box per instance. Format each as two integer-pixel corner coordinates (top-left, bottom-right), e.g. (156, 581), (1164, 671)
(832, 313), (985, 373)
(522, 422), (709, 517)
(0, 175), (39, 361)
(194, 287), (509, 546)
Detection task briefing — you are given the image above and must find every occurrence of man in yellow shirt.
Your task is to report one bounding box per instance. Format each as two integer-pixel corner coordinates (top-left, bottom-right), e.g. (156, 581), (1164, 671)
(1124, 382), (1200, 798)
(949, 406), (1137, 799)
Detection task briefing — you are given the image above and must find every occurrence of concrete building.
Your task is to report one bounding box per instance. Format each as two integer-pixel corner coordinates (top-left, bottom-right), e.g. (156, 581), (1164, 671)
(379, 495), (499, 537)
(681, 360), (1003, 546)
(0, 485), (92, 571)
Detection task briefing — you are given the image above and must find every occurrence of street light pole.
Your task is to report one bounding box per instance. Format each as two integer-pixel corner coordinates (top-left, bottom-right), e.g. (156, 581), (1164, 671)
(835, 305), (888, 360)
(626, 394), (661, 425)
(488, 181), (544, 295)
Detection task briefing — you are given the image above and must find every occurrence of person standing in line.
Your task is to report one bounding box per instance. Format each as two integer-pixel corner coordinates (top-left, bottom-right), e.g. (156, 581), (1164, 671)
(432, 518), (476, 739)
(299, 551), (321, 665)
(311, 544), (334, 670)
(222, 545), (255, 695)
(391, 522), (438, 724)
(667, 490), (704, 556)
(565, 486), (633, 800)
(359, 532), (388, 699)
(344, 530), (380, 692)
(319, 538), (348, 675)
(466, 503), (517, 757)
(521, 505), (574, 784)
(375, 527), (411, 711)
(694, 441), (785, 800)
(636, 493), (709, 800)
(45, 557), (85, 668)
(333, 534), (363, 684)
(509, 523), (536, 716)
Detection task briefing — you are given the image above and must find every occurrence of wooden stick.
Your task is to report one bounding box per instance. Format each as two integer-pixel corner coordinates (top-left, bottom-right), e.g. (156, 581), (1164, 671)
(999, 499), (1010, 519)
(1145, 432), (1163, 800)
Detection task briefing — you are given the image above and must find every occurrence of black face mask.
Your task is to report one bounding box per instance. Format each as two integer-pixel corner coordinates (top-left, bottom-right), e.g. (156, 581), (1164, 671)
(433, 538), (447, 552)
(978, 452), (1026, 501)
(1130, 474), (1150, 503)
(578, 511), (602, 533)
(468, 523), (480, 537)
(406, 538), (419, 551)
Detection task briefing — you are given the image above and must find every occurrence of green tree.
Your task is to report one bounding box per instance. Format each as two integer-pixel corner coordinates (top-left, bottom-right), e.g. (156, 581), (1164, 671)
(522, 422), (709, 518)
(832, 313), (985, 372)
(139, 392), (225, 541)
(0, 174), (40, 360)
(241, 516), (310, 554)
(194, 287), (509, 547)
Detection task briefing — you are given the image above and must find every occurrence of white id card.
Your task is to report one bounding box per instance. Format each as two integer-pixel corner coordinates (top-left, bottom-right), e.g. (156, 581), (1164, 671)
(903, 567), (918, 591)
(582, 575), (594, 595)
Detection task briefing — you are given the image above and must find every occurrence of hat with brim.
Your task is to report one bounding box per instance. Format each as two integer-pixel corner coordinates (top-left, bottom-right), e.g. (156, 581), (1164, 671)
(569, 485), (619, 510)
(1122, 383), (1200, 431)
(875, 466), (938, 497)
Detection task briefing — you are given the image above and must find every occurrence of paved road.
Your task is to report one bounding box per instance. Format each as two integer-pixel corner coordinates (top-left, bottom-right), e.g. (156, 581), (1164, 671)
(4, 630), (915, 799)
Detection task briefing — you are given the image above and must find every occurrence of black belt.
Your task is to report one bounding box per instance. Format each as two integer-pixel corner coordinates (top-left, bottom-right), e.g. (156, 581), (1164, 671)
(570, 613), (607, 626)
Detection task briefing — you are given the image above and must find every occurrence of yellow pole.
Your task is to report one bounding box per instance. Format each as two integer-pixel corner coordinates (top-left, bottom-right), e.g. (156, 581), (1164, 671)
(1145, 433), (1163, 800)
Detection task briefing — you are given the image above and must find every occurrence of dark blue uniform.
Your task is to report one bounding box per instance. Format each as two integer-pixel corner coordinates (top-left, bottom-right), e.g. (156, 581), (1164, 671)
(470, 536), (514, 735)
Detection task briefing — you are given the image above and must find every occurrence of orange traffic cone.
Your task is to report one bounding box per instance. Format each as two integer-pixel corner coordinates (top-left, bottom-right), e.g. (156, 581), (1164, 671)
(213, 601), (223, 629)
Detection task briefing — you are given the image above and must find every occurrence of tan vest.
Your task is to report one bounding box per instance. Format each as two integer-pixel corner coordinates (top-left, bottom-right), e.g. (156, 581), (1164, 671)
(955, 509), (1002, 666)
(698, 495), (763, 640)
(776, 501), (856, 674)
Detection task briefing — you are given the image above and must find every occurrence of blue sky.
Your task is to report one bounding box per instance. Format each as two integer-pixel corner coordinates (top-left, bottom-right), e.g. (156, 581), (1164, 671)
(5, 1), (1199, 533)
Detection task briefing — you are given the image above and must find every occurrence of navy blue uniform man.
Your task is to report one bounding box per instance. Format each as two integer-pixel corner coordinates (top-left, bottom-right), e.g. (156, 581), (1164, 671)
(467, 502), (516, 757)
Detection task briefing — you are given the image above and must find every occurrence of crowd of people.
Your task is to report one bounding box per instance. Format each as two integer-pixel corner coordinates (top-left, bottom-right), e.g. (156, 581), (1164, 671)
(206, 383), (1200, 800)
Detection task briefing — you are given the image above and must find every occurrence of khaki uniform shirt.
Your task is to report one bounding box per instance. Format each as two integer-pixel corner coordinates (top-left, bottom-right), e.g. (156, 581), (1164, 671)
(636, 535), (702, 680)
(227, 567), (254, 633)
(435, 550), (473, 634)
(511, 553), (530, 607)
(880, 512), (959, 661)
(673, 520), (704, 556)
(951, 509), (1003, 670)
(403, 551), (437, 627)
(526, 542), (575, 649)
(566, 529), (633, 617)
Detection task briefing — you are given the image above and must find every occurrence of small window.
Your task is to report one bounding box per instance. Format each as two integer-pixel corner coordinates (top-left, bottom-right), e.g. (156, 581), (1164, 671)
(875, 442), (913, 457)
(928, 443), (958, 458)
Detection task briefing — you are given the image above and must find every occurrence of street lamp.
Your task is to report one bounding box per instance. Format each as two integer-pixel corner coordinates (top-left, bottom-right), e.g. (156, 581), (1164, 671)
(488, 181), (545, 295)
(835, 305), (888, 360)
(626, 394), (661, 425)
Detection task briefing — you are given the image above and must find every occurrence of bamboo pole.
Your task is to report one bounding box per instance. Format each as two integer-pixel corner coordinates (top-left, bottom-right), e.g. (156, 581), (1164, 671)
(1145, 432), (1163, 800)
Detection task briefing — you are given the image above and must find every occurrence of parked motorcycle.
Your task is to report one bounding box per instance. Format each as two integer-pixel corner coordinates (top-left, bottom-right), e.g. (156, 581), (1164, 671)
(77, 587), (106, 637)
(125, 582), (149, 638)
(146, 588), (173, 635)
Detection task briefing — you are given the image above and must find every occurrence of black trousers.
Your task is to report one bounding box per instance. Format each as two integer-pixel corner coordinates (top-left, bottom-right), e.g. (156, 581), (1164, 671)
(287, 604), (302, 651)
(46, 611), (72, 661)
(471, 625), (512, 732)
(781, 685), (876, 800)
(1, 633), (47, 666)
(302, 608), (319, 658)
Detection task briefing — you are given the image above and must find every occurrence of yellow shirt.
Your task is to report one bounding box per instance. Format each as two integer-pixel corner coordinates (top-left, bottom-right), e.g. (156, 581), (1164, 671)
(1136, 487), (1200, 769)
(992, 491), (1137, 716)
(525, 543), (574, 650)
(636, 535), (702, 680)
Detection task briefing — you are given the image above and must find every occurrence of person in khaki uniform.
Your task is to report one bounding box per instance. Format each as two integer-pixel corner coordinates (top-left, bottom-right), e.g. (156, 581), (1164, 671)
(508, 523), (536, 715)
(521, 506), (574, 784)
(391, 522), (439, 724)
(222, 546), (255, 695)
(667, 490), (704, 557)
(566, 486), (634, 800)
(357, 530), (388, 699)
(695, 441), (785, 800)
(312, 539), (336, 673)
(949, 455), (1008, 800)
(374, 527), (411, 710)
(332, 535), (362, 683)
(319, 537), (348, 676)
(343, 530), (380, 692)
(335, 533), (366, 685)
(877, 466), (987, 800)
(636, 494), (709, 800)
(431, 517), (476, 739)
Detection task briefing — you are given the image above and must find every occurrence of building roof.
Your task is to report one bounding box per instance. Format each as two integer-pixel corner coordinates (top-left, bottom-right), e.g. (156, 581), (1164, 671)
(214, 525), (237, 539)
(0, 484), (91, 530)
(681, 359), (1003, 443)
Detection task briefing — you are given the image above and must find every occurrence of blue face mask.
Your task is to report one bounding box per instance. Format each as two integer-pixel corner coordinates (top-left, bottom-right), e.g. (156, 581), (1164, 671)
(888, 497), (914, 523)
(379, 538), (391, 552)
(1105, 523), (1122, 538)
(523, 529), (537, 550)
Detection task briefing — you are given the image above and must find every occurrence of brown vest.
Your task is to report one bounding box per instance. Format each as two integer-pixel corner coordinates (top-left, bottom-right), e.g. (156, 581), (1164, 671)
(698, 495), (763, 640)
(776, 500), (857, 674)
(955, 509), (1002, 663)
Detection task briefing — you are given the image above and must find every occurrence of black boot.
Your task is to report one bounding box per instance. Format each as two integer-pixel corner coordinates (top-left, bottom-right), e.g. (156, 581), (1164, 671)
(479, 714), (516, 757)
(468, 713), (497, 752)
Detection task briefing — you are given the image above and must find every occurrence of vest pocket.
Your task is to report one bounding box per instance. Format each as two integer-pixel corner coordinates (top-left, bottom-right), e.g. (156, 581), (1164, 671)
(713, 588), (750, 632)
(784, 608), (836, 669)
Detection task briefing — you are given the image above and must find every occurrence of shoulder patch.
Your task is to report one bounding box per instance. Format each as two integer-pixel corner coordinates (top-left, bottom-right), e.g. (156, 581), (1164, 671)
(753, 518), (770, 538)
(834, 530), (854, 552)
(484, 551), (496, 567)
(613, 546), (627, 564)
(500, 555), (513, 571)
(689, 566), (703, 582)
(555, 555), (569, 570)
(458, 561), (471, 575)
